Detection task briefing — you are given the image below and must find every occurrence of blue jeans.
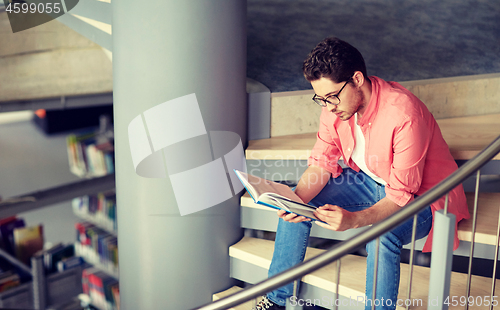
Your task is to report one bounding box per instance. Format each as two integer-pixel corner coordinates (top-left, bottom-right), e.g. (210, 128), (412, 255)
(267, 168), (433, 309)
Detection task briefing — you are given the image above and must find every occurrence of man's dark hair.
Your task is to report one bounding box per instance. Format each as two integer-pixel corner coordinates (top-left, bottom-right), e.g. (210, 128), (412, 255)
(302, 37), (368, 83)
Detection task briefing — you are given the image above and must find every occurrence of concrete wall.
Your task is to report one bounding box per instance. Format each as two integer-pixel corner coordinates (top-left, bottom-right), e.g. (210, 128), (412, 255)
(401, 73), (500, 119)
(270, 73), (500, 137)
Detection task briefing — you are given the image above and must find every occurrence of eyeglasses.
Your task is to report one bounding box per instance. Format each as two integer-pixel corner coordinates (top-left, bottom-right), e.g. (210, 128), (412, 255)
(312, 80), (350, 107)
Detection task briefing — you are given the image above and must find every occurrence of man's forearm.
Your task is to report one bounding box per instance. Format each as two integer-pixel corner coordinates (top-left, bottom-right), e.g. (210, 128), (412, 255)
(294, 165), (331, 203)
(350, 197), (401, 228)
(314, 196), (402, 231)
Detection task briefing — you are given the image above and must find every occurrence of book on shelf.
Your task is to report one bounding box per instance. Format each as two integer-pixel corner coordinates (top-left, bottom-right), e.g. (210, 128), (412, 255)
(43, 243), (64, 273)
(72, 191), (117, 233)
(13, 224), (44, 266)
(234, 170), (325, 222)
(43, 243), (75, 274)
(75, 222), (118, 278)
(0, 241), (32, 288)
(0, 270), (20, 293)
(67, 130), (115, 178)
(82, 267), (97, 296)
(111, 284), (120, 310)
(82, 267), (119, 310)
(31, 243), (85, 274)
(57, 256), (85, 272)
(67, 131), (96, 177)
(0, 216), (26, 257)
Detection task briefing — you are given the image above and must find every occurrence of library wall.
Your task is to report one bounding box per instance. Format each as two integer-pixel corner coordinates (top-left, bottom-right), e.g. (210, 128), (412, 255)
(0, 119), (82, 246)
(0, 9), (113, 247)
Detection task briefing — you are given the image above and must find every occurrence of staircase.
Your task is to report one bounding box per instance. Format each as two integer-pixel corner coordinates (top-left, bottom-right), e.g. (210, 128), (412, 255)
(227, 236), (499, 310)
(221, 190), (500, 309)
(226, 188), (500, 306)
(211, 87), (500, 309)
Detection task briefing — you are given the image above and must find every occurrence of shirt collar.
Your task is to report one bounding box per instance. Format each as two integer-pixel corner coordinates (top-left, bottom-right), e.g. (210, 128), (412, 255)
(356, 76), (379, 127)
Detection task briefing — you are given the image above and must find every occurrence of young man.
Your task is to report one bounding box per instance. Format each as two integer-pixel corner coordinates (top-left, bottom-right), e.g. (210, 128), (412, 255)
(253, 37), (469, 310)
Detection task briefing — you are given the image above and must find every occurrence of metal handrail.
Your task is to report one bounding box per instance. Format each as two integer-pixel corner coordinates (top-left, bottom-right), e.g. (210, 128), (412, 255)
(194, 135), (500, 310)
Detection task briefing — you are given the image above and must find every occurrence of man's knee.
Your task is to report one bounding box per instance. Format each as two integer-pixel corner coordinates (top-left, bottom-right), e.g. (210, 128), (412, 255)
(366, 233), (402, 255)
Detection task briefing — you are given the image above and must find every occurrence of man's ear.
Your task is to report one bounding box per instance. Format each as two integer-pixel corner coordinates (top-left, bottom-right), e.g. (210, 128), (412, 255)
(352, 71), (365, 88)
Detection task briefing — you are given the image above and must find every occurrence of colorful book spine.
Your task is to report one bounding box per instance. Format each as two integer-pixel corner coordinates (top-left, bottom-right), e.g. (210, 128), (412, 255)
(0, 216), (26, 257)
(57, 256), (85, 272)
(82, 267), (119, 310)
(0, 271), (21, 293)
(72, 191), (117, 234)
(75, 222), (118, 278)
(66, 131), (114, 178)
(13, 224), (44, 266)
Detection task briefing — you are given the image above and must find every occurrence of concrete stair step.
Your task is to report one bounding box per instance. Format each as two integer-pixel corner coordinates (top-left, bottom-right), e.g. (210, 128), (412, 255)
(230, 237), (499, 310)
(246, 114), (500, 161)
(458, 192), (500, 245)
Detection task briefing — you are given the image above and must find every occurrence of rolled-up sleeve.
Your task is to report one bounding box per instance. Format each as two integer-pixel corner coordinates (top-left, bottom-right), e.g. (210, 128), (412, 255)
(385, 117), (433, 206)
(308, 111), (343, 177)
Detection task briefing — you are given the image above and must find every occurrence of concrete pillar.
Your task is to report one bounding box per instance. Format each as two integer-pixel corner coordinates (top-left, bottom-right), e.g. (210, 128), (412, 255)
(112, 1), (247, 309)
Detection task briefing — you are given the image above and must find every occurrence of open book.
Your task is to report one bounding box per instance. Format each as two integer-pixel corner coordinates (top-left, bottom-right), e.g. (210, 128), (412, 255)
(234, 170), (325, 222)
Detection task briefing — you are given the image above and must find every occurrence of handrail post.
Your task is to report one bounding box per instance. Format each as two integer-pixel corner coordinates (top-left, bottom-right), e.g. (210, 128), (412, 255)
(286, 280), (302, 309)
(466, 170), (481, 309)
(334, 258), (341, 310)
(32, 254), (46, 310)
(371, 237), (380, 310)
(427, 206), (456, 310)
(406, 214), (419, 310)
(489, 202), (500, 310)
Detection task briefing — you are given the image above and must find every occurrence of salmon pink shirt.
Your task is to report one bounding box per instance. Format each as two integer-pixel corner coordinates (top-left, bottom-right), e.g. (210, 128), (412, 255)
(308, 76), (469, 252)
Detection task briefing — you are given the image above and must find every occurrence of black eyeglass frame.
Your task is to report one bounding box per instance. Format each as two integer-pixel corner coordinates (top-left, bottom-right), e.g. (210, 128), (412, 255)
(312, 79), (350, 107)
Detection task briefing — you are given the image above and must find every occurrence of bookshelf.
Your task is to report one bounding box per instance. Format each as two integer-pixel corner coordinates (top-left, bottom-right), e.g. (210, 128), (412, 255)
(0, 232), (85, 309)
(67, 121), (120, 310)
(67, 116), (115, 179)
(0, 246), (33, 309)
(73, 192), (119, 279)
(0, 113), (119, 309)
(0, 116), (119, 309)
(0, 12), (117, 307)
(72, 192), (117, 235)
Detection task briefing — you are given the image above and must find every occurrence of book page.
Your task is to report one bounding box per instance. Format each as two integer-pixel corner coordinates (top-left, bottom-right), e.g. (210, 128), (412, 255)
(236, 171), (303, 203)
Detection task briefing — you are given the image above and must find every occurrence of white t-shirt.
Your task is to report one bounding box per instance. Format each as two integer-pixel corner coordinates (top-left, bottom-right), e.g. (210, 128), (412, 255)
(351, 114), (387, 185)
